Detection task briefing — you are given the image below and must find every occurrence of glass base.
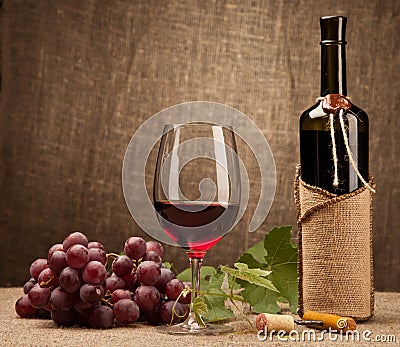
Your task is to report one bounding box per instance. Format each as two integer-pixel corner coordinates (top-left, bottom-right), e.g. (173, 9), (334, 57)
(157, 318), (233, 335)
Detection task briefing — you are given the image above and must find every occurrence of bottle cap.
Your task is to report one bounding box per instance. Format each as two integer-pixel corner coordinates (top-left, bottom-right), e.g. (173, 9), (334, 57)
(320, 16), (347, 45)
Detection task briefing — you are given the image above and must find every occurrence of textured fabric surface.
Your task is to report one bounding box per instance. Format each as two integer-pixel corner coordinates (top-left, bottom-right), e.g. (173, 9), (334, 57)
(1, 288), (400, 346)
(295, 168), (374, 320)
(0, 0), (399, 289)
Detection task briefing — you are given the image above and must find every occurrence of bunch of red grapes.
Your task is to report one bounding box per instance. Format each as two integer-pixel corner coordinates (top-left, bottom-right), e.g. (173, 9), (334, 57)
(15, 232), (191, 328)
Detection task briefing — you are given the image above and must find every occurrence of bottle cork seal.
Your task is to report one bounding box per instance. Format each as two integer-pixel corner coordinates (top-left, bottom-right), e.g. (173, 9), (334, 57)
(321, 94), (351, 113)
(302, 311), (357, 332)
(255, 313), (295, 333)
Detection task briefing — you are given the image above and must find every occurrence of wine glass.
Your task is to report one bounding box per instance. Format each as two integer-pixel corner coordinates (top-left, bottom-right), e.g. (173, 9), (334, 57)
(153, 122), (241, 334)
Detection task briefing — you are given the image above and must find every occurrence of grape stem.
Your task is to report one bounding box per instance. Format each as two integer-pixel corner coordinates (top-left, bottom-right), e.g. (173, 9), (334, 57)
(106, 253), (120, 260)
(228, 276), (253, 328)
(39, 275), (56, 288)
(168, 294), (187, 326)
(102, 297), (114, 307)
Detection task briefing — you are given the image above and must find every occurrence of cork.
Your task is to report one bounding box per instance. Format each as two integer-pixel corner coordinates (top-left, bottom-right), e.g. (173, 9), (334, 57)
(255, 313), (295, 333)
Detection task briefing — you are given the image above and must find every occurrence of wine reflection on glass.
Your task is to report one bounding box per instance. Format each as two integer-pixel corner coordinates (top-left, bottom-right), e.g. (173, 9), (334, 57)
(153, 122), (241, 334)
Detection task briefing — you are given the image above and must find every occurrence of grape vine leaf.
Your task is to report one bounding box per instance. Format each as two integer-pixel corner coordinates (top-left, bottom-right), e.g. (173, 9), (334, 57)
(176, 226), (298, 322)
(202, 269), (234, 322)
(220, 263), (277, 292)
(180, 267), (234, 322)
(176, 266), (216, 288)
(203, 267), (225, 290)
(264, 226), (298, 312)
(192, 296), (208, 316)
(240, 283), (282, 313)
(203, 294), (235, 322)
(162, 261), (172, 270)
(237, 226), (298, 313)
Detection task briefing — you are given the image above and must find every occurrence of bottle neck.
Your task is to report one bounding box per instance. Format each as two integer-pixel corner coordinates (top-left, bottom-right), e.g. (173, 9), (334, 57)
(320, 43), (347, 96)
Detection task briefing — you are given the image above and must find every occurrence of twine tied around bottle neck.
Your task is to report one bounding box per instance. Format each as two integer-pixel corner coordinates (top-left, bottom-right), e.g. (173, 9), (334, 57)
(316, 95), (375, 193)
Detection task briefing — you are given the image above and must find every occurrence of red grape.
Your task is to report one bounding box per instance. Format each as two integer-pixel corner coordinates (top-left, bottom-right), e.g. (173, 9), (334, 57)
(14, 232), (181, 330)
(30, 258), (48, 281)
(76, 310), (91, 327)
(110, 289), (132, 304)
(38, 268), (59, 287)
(89, 305), (114, 329)
(66, 244), (89, 269)
(105, 275), (126, 293)
(36, 307), (52, 319)
(50, 287), (73, 311)
(142, 302), (162, 325)
(23, 278), (37, 294)
(88, 241), (105, 251)
(82, 261), (106, 285)
(165, 279), (185, 301)
(124, 237), (146, 260)
(113, 299), (139, 324)
(59, 267), (82, 293)
(47, 244), (64, 261)
(178, 282), (192, 304)
(146, 241), (164, 257)
(121, 273), (139, 292)
(51, 308), (77, 326)
(80, 284), (104, 305)
(143, 250), (162, 265)
(73, 298), (96, 313)
(48, 250), (68, 273)
(88, 248), (106, 265)
(181, 303), (189, 321)
(134, 285), (160, 312)
(154, 268), (175, 294)
(136, 261), (161, 286)
(160, 301), (185, 324)
(28, 284), (51, 308)
(15, 295), (37, 318)
(112, 255), (134, 277)
(63, 231), (88, 251)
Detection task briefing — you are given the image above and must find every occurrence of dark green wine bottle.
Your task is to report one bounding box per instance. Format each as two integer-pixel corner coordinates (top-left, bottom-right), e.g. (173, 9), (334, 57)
(300, 16), (369, 194)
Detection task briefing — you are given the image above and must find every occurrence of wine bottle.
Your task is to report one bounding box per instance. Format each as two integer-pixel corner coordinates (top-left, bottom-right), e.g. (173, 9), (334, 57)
(300, 16), (369, 194)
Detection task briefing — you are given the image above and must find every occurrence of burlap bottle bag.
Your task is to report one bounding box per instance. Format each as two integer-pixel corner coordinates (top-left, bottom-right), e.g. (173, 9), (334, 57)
(295, 166), (375, 321)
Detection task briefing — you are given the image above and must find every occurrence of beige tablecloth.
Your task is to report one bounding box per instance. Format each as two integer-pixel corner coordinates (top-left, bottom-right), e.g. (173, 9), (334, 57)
(1, 288), (399, 346)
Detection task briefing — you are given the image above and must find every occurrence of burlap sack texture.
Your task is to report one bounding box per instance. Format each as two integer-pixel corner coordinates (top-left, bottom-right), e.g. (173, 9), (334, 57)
(1, 1), (398, 290)
(295, 166), (375, 321)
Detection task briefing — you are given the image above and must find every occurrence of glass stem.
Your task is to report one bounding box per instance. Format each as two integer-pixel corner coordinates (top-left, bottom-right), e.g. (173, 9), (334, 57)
(190, 257), (206, 326)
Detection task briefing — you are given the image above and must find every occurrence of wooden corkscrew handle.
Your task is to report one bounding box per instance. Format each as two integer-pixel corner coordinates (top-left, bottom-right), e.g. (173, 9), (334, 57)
(302, 311), (357, 332)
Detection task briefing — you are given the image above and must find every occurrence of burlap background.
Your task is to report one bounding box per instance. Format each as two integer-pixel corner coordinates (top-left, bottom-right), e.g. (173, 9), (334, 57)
(0, 1), (399, 290)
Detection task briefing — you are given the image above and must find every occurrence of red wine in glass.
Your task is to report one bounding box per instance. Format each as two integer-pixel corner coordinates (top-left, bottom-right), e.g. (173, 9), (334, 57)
(154, 201), (239, 258)
(153, 122), (241, 334)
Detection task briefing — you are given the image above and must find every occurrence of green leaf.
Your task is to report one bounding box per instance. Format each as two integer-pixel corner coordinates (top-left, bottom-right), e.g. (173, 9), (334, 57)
(220, 263), (277, 292)
(239, 239), (267, 264)
(174, 225), (298, 320)
(236, 252), (262, 270)
(263, 226), (298, 312)
(205, 268), (225, 290)
(176, 266), (216, 288)
(162, 261), (172, 270)
(192, 296), (208, 317)
(202, 293), (234, 322)
(177, 267), (234, 323)
(235, 226), (298, 314)
(240, 283), (281, 313)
